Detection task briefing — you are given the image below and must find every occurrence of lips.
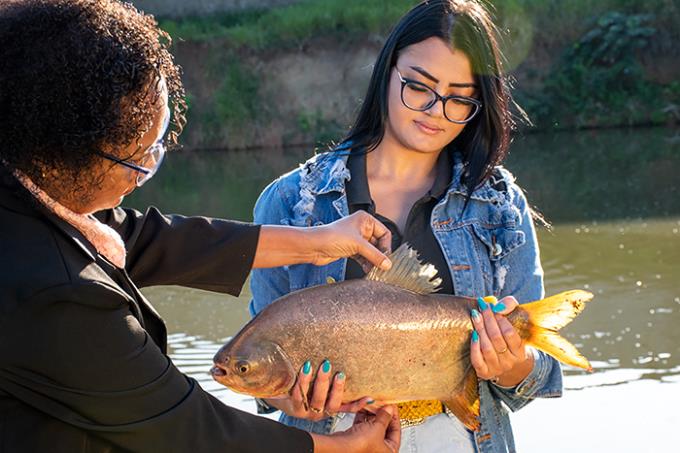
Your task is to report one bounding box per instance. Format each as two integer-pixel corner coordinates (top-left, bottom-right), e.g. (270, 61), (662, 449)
(414, 120), (443, 135)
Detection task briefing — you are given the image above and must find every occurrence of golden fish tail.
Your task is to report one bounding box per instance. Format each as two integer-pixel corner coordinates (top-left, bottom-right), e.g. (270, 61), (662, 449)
(520, 290), (594, 371)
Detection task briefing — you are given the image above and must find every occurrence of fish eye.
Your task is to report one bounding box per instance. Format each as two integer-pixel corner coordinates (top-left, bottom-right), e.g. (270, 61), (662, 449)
(236, 360), (250, 374)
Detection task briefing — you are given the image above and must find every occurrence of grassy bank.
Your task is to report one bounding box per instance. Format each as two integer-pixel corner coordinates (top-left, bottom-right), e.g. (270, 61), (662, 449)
(158, 0), (679, 148)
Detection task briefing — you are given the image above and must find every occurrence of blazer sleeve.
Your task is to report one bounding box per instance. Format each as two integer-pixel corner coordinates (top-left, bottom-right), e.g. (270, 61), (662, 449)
(491, 183), (564, 410)
(248, 178), (295, 317)
(95, 207), (260, 294)
(0, 282), (313, 453)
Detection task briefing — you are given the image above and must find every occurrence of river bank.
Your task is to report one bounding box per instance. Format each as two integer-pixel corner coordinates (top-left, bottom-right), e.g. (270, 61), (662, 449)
(152, 0), (679, 150)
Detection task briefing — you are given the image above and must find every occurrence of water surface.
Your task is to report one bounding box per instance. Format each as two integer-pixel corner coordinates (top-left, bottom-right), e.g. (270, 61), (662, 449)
(128, 127), (680, 451)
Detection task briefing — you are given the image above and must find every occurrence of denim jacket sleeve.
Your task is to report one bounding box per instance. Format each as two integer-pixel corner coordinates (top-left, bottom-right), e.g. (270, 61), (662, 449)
(248, 177), (295, 318)
(490, 177), (563, 411)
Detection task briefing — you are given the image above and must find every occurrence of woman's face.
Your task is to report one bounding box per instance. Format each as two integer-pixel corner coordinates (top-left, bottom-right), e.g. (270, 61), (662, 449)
(78, 80), (169, 214)
(385, 37), (477, 154)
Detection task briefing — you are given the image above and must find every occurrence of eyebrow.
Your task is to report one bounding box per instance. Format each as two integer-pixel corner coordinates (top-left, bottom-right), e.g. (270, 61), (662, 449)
(410, 65), (477, 88)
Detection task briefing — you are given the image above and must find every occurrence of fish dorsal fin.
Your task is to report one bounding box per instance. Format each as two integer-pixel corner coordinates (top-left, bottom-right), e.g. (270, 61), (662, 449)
(365, 243), (442, 295)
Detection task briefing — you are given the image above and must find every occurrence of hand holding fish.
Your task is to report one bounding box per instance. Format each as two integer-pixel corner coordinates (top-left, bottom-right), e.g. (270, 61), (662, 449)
(264, 359), (375, 421)
(470, 296), (535, 387)
(254, 211), (392, 270)
(310, 405), (401, 453)
(307, 211), (393, 269)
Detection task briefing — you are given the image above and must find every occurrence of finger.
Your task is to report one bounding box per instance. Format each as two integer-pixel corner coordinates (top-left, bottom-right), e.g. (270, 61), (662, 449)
(352, 255), (374, 274)
(324, 372), (347, 415)
(291, 361), (313, 413)
(469, 328), (490, 378)
(357, 211), (391, 251)
(309, 359), (332, 417)
(355, 239), (392, 271)
(372, 405), (396, 431)
(477, 297), (509, 357)
(383, 405), (401, 452)
(496, 315), (525, 358)
(339, 396), (374, 413)
(491, 295), (519, 315)
(472, 305), (501, 372)
(352, 408), (371, 425)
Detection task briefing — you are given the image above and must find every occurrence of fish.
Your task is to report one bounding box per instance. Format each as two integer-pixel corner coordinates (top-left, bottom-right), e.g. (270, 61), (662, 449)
(211, 244), (594, 430)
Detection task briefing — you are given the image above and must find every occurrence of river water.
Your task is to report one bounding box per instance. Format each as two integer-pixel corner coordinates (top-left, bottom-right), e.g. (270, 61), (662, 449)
(127, 127), (680, 452)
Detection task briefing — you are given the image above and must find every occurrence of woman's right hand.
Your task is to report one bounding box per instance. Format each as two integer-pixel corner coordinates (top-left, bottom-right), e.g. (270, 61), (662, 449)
(265, 360), (374, 421)
(311, 405), (401, 453)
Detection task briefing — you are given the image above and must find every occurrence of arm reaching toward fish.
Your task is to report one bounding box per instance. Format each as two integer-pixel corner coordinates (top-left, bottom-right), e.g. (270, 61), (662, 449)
(470, 295), (535, 387)
(253, 211), (392, 270)
(310, 405), (401, 453)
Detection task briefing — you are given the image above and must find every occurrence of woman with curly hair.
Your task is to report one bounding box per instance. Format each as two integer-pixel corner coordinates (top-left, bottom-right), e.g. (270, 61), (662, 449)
(0, 1), (400, 452)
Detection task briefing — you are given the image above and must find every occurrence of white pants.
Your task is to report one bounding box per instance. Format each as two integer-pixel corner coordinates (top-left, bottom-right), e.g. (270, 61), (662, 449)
(332, 412), (477, 453)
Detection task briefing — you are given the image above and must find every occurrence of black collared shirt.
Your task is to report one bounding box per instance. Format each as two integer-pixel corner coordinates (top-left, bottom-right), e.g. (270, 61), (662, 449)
(344, 150), (455, 294)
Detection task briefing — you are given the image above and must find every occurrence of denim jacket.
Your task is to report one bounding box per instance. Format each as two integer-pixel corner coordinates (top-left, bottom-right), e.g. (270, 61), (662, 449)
(249, 149), (563, 453)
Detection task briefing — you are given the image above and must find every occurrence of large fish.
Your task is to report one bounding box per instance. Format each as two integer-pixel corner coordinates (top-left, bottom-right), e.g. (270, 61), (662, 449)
(211, 244), (593, 430)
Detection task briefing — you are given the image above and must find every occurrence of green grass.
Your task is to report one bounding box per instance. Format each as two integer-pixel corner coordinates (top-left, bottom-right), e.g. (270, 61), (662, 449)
(159, 0), (418, 48)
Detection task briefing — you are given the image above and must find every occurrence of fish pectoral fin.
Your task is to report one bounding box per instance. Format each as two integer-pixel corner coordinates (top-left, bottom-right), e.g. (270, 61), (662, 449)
(443, 369), (480, 431)
(364, 243), (442, 295)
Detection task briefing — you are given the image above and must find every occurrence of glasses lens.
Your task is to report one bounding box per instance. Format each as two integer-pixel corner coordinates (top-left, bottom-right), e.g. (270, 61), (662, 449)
(444, 98), (480, 124)
(402, 81), (437, 112)
(135, 143), (166, 186)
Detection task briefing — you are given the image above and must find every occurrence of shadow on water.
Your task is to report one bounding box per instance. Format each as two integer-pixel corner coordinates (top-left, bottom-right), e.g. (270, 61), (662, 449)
(129, 127), (680, 396)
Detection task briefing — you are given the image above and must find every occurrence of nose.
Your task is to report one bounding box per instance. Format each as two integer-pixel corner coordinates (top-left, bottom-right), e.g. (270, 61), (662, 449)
(426, 97), (445, 118)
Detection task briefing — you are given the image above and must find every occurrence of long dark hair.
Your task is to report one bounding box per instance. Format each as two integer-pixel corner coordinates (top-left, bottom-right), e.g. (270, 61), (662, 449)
(342, 0), (520, 194)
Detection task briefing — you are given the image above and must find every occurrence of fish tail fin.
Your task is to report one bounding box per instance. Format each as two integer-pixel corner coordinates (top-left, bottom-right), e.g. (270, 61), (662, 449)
(443, 367), (480, 431)
(521, 290), (594, 371)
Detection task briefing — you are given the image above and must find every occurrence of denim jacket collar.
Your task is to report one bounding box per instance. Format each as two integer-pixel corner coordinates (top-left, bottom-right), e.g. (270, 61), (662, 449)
(446, 152), (512, 204)
(298, 145), (512, 206)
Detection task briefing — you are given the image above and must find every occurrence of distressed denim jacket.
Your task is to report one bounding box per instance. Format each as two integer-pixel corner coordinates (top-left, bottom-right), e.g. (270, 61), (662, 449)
(249, 149), (563, 453)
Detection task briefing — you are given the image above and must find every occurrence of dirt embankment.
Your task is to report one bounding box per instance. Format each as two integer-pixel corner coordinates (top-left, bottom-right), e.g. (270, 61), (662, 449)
(173, 35), (679, 150)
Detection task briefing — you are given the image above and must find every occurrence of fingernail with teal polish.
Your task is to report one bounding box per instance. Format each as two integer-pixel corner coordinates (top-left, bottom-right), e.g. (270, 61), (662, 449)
(472, 330), (479, 343)
(322, 359), (331, 373)
(366, 399), (375, 405)
(336, 372), (345, 381)
(478, 297), (488, 311)
(471, 309), (481, 321)
(302, 361), (311, 375)
(492, 302), (506, 313)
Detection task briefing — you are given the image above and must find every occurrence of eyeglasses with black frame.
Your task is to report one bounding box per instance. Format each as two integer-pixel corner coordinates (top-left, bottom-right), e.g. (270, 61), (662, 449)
(395, 68), (482, 124)
(97, 107), (170, 187)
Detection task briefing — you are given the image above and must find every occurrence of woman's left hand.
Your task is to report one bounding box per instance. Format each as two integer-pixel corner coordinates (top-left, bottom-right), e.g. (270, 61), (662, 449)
(469, 295), (535, 387)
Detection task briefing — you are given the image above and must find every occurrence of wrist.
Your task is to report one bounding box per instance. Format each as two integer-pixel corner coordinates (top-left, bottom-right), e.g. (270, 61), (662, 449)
(311, 433), (346, 453)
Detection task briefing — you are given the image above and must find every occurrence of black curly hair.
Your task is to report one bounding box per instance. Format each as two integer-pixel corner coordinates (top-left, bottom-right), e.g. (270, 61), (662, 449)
(0, 0), (186, 193)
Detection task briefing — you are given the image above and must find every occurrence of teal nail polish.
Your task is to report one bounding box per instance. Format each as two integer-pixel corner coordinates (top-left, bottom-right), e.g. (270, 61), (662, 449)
(472, 330), (479, 342)
(366, 399), (375, 405)
(471, 309), (481, 321)
(492, 302), (506, 313)
(302, 361), (311, 375)
(336, 372), (346, 381)
(478, 297), (489, 311)
(322, 359), (331, 373)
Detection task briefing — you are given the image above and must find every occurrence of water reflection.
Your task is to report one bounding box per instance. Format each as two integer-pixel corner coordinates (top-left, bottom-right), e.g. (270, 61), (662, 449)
(131, 127), (679, 449)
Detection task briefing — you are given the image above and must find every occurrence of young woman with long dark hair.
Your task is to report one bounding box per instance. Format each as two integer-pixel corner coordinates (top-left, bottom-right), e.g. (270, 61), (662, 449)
(250, 1), (561, 452)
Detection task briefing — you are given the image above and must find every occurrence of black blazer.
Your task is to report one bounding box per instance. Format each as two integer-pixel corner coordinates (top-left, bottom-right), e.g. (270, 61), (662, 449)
(0, 174), (312, 453)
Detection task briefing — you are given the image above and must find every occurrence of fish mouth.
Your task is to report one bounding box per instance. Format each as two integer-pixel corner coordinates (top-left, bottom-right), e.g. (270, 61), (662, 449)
(210, 365), (227, 378)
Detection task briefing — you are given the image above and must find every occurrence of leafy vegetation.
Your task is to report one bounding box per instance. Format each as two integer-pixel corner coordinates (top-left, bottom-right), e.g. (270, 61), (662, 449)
(520, 12), (666, 129)
(160, 0), (678, 148)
